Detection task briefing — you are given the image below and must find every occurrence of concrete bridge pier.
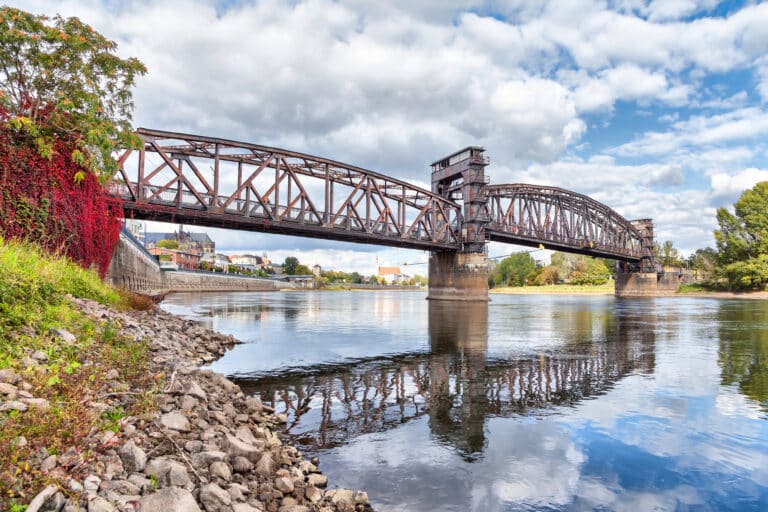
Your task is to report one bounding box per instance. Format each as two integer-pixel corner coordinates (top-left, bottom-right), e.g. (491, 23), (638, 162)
(427, 251), (489, 301)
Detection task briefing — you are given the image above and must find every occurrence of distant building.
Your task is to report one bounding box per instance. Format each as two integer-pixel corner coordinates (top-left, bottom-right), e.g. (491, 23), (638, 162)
(271, 264), (284, 275)
(230, 254), (264, 267)
(124, 220), (145, 243)
(378, 266), (409, 284)
(312, 264), (322, 277)
(145, 228), (214, 254)
(149, 248), (201, 270)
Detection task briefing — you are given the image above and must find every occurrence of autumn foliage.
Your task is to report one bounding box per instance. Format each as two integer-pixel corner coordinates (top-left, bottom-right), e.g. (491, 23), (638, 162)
(0, 123), (122, 276)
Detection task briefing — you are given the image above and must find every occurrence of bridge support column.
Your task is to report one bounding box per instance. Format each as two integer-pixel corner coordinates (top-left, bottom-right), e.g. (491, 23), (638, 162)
(428, 251), (488, 301)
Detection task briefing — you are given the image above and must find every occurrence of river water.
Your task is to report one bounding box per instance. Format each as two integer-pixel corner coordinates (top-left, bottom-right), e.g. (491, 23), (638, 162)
(161, 290), (768, 511)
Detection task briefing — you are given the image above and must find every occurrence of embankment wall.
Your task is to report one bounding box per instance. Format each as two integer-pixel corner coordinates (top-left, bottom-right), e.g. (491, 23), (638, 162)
(107, 231), (277, 294)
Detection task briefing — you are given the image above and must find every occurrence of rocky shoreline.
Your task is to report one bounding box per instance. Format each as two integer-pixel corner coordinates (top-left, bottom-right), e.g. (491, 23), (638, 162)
(16, 296), (372, 512)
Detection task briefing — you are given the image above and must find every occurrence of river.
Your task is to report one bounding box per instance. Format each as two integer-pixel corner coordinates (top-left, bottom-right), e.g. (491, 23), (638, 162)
(161, 290), (768, 511)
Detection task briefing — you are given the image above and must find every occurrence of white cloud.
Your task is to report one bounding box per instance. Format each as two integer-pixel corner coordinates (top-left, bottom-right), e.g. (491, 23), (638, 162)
(12, 0), (768, 255)
(710, 167), (768, 202)
(612, 108), (768, 157)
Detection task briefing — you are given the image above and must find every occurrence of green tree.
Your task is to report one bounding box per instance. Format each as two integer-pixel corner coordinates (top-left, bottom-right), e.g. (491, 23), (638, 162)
(295, 264), (311, 275)
(534, 265), (558, 285)
(571, 258), (610, 285)
(283, 256), (299, 275)
(688, 247), (717, 274)
(156, 239), (179, 250)
(715, 182), (768, 289)
(492, 252), (537, 287)
(654, 240), (683, 267)
(0, 7), (146, 178)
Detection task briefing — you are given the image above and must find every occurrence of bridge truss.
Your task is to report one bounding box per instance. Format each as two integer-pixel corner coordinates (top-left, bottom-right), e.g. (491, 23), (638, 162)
(485, 184), (651, 263)
(113, 129), (462, 250)
(111, 128), (654, 265)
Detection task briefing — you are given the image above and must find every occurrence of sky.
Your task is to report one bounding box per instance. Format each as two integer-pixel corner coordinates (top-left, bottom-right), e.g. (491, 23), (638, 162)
(17, 0), (768, 274)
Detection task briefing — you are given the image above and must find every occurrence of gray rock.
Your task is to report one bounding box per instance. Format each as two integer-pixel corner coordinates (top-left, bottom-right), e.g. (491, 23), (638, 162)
(51, 328), (77, 343)
(244, 397), (263, 412)
(40, 455), (57, 471)
(105, 368), (120, 380)
(233, 504), (264, 512)
(0, 368), (21, 384)
(278, 506), (309, 512)
(140, 487), (202, 512)
(127, 474), (153, 492)
(200, 483), (232, 512)
(227, 482), (248, 501)
(305, 486), (323, 504)
(0, 382), (18, 399)
(69, 479), (84, 493)
(274, 476), (294, 493)
(184, 381), (207, 401)
(159, 411), (191, 432)
(179, 395), (199, 410)
(209, 461), (232, 482)
(110, 479), (141, 495)
(191, 450), (226, 467)
(21, 397), (50, 411)
(119, 441), (147, 472)
(234, 425), (257, 445)
(222, 403), (237, 417)
(354, 490), (369, 505)
(184, 440), (204, 453)
(224, 433), (262, 462)
(31, 350), (48, 361)
(306, 473), (327, 488)
(167, 461), (192, 488)
(16, 435), (27, 448)
(88, 496), (117, 512)
(24, 484), (58, 512)
(0, 400), (28, 412)
(84, 474), (101, 493)
(231, 456), (253, 474)
(327, 489), (355, 512)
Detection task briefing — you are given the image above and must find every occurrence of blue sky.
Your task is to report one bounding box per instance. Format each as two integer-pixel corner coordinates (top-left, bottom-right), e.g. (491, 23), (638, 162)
(17, 0), (768, 274)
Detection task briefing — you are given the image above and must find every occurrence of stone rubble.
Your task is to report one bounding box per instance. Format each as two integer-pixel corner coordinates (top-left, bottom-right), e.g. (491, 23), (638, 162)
(12, 296), (373, 512)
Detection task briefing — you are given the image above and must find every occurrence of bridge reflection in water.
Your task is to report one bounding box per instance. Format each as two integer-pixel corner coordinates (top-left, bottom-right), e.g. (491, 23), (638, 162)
(236, 302), (656, 459)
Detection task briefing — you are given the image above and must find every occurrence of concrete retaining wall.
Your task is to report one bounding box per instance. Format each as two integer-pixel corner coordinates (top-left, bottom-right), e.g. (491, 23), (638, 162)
(106, 232), (164, 293)
(107, 231), (277, 294)
(615, 269), (693, 297)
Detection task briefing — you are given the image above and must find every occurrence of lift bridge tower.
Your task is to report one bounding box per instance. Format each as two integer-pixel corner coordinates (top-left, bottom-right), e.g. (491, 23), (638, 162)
(428, 147), (490, 301)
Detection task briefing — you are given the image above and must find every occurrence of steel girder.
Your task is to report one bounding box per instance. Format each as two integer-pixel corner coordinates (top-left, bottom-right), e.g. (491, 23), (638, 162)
(112, 129), (462, 251)
(485, 184), (645, 261)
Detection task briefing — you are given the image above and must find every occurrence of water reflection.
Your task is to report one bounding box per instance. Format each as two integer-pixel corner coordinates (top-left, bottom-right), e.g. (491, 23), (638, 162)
(718, 300), (768, 415)
(237, 301), (656, 459)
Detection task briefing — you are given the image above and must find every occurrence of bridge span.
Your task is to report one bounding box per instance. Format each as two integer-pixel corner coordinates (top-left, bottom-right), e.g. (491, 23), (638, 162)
(112, 128), (660, 299)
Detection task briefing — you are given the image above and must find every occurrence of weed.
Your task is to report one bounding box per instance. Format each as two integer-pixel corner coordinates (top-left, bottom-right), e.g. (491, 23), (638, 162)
(0, 238), (158, 509)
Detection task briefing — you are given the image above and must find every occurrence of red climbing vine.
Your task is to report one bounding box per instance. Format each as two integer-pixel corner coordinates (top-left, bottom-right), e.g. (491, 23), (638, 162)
(0, 120), (123, 276)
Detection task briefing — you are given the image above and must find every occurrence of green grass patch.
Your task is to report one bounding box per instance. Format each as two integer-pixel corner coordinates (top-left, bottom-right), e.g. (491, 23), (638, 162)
(0, 237), (160, 508)
(490, 281), (615, 295)
(676, 283), (717, 293)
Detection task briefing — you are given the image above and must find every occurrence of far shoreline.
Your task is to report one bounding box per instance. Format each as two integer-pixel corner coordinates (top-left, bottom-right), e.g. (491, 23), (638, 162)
(490, 284), (768, 300)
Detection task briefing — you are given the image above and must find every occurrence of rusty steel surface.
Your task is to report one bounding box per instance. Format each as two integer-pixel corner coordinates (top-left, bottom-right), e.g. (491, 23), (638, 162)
(112, 129), (463, 251)
(485, 184), (645, 261)
(111, 129), (655, 262)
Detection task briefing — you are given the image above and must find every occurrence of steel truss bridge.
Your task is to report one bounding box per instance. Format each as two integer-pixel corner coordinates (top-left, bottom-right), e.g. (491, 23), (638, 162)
(112, 128), (655, 266)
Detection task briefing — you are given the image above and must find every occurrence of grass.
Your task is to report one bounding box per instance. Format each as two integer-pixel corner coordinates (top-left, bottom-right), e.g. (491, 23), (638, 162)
(677, 283), (717, 293)
(0, 237), (160, 508)
(490, 281), (615, 295)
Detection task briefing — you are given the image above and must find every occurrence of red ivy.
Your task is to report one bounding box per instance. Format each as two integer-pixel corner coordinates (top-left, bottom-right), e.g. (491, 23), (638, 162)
(0, 125), (122, 276)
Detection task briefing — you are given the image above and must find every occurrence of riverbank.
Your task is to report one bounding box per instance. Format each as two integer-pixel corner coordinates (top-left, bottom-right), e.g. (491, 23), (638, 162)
(0, 239), (370, 512)
(490, 282), (615, 295)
